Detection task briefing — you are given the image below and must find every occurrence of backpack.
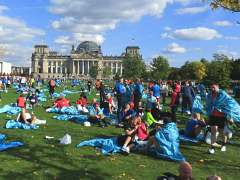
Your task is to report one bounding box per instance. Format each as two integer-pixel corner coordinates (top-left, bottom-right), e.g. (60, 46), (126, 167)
(50, 80), (55, 87)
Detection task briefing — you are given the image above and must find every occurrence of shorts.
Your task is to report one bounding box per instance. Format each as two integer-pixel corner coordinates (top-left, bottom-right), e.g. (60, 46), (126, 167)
(208, 115), (226, 129)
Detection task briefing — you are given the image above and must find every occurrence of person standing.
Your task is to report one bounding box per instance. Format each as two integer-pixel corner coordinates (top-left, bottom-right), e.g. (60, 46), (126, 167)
(206, 84), (228, 154)
(181, 81), (195, 114)
(133, 78), (144, 111)
(114, 78), (126, 122)
(49, 79), (56, 99)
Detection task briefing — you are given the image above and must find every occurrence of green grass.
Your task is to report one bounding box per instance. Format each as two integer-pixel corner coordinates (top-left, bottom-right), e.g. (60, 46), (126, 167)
(0, 86), (240, 180)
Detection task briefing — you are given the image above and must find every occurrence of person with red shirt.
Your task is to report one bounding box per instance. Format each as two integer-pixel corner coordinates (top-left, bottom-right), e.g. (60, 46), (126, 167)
(54, 97), (70, 109)
(17, 94), (26, 108)
(207, 84), (228, 154)
(170, 86), (180, 122)
(76, 94), (88, 113)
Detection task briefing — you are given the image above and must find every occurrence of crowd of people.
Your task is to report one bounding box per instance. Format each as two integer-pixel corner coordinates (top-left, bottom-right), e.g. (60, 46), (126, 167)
(1, 74), (239, 179)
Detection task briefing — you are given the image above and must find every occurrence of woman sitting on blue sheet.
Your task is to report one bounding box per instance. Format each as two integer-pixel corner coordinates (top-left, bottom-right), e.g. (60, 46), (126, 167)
(17, 108), (36, 125)
(184, 112), (206, 138)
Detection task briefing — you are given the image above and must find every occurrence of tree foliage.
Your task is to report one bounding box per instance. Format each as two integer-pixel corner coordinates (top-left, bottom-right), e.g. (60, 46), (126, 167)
(150, 56), (170, 80)
(122, 55), (145, 79)
(180, 61), (207, 81)
(210, 0), (240, 12)
(89, 64), (99, 79)
(231, 59), (240, 80)
(168, 67), (182, 80)
(102, 66), (112, 78)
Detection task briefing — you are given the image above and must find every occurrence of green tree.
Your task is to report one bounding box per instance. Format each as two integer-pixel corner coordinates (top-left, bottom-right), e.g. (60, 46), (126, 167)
(89, 64), (98, 79)
(180, 61), (207, 81)
(210, 0), (240, 12)
(102, 66), (112, 78)
(204, 58), (232, 88)
(122, 55), (145, 79)
(231, 59), (240, 80)
(168, 67), (182, 80)
(150, 56), (170, 80)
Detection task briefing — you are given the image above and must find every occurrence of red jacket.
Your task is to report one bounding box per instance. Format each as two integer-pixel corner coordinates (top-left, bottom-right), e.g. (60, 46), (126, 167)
(54, 98), (70, 108)
(171, 91), (178, 106)
(76, 97), (88, 106)
(17, 97), (25, 108)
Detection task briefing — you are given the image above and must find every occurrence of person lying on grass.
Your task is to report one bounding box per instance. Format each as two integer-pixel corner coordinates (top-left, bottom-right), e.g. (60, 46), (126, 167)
(121, 115), (149, 154)
(76, 93), (88, 113)
(184, 112), (206, 138)
(53, 96), (70, 109)
(17, 108), (36, 125)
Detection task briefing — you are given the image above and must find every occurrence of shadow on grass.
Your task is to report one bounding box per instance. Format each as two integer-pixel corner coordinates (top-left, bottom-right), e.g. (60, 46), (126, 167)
(2, 138), (111, 180)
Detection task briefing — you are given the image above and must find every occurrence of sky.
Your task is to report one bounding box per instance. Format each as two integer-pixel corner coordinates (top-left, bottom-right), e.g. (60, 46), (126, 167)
(0, 0), (240, 67)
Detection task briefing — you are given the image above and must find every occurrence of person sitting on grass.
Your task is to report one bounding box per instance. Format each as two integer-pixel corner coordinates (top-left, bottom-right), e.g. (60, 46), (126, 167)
(185, 112), (206, 138)
(157, 161), (194, 180)
(206, 175), (222, 180)
(117, 103), (135, 127)
(144, 108), (158, 128)
(53, 96), (70, 109)
(27, 92), (38, 109)
(17, 108), (36, 125)
(88, 102), (108, 128)
(121, 116), (145, 154)
(17, 94), (26, 108)
(76, 93), (88, 113)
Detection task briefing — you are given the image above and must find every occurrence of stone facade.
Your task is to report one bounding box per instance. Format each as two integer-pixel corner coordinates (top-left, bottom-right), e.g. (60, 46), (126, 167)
(31, 41), (139, 79)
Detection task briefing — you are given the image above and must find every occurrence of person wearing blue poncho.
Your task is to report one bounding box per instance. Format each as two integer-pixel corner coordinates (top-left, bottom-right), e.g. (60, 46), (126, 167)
(206, 84), (240, 154)
(133, 78), (144, 111)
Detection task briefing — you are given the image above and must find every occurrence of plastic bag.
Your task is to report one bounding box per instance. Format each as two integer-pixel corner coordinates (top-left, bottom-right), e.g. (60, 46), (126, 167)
(60, 134), (71, 145)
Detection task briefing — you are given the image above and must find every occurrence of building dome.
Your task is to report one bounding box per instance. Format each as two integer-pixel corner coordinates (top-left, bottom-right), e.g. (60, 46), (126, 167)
(76, 41), (101, 54)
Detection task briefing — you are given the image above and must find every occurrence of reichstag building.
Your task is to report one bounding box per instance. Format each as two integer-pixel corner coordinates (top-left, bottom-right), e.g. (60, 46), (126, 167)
(31, 41), (140, 79)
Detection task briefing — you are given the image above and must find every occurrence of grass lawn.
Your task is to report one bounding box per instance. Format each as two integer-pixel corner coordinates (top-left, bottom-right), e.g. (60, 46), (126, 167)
(0, 85), (240, 180)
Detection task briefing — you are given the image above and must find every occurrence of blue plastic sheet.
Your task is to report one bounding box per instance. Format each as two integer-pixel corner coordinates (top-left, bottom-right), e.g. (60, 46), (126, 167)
(5, 120), (39, 130)
(54, 114), (88, 123)
(192, 95), (204, 113)
(206, 90), (240, 123)
(179, 134), (204, 143)
(47, 106), (79, 115)
(0, 105), (21, 115)
(77, 137), (121, 155)
(62, 90), (79, 95)
(0, 134), (24, 151)
(154, 123), (185, 161)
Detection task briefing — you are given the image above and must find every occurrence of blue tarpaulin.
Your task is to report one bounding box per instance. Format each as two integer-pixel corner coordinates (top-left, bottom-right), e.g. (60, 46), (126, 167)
(5, 120), (39, 130)
(0, 105), (21, 115)
(53, 114), (88, 123)
(192, 95), (204, 114)
(179, 134), (204, 143)
(154, 123), (185, 161)
(0, 134), (23, 151)
(206, 90), (240, 123)
(46, 106), (79, 115)
(77, 137), (121, 155)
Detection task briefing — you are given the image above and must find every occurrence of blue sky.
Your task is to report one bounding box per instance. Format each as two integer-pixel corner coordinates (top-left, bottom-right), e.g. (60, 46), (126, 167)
(0, 0), (240, 67)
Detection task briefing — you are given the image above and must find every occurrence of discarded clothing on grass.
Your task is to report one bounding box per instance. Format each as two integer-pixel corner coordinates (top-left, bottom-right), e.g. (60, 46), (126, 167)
(77, 137), (121, 155)
(206, 90), (240, 123)
(62, 90), (80, 95)
(153, 122), (185, 161)
(54, 114), (88, 123)
(0, 134), (23, 151)
(192, 95), (204, 114)
(0, 105), (21, 115)
(46, 106), (79, 115)
(5, 120), (39, 130)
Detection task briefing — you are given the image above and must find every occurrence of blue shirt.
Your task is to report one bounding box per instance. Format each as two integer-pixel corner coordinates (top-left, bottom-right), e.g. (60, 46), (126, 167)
(152, 84), (160, 97)
(185, 119), (203, 134)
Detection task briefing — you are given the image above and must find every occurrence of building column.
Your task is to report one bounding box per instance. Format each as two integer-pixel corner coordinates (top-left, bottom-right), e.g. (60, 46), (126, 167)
(115, 63), (118, 74)
(72, 61), (75, 74)
(82, 61), (85, 75)
(87, 61), (90, 74)
(111, 62), (113, 73)
(120, 64), (123, 76)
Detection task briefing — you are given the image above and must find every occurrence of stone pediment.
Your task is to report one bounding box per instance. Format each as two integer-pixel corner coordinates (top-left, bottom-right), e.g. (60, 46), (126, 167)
(71, 52), (99, 59)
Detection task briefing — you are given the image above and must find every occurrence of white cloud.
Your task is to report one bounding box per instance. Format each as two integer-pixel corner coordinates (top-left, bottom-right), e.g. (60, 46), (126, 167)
(49, 0), (174, 45)
(164, 42), (186, 54)
(214, 20), (233, 27)
(162, 27), (222, 40)
(164, 26), (172, 31)
(0, 5), (45, 65)
(175, 6), (208, 15)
